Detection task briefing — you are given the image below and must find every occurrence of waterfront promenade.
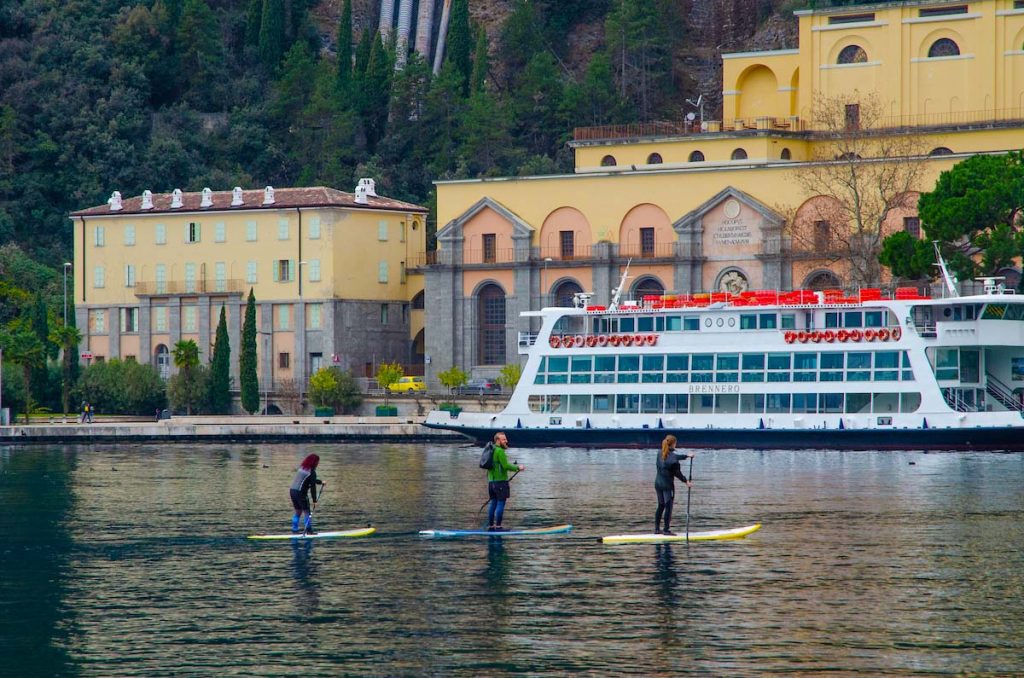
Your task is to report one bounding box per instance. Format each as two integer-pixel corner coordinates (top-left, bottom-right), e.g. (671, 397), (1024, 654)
(0, 415), (465, 444)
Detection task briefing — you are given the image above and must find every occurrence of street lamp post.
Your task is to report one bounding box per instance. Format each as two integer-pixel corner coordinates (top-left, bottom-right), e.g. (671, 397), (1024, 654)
(257, 330), (272, 415)
(543, 257), (552, 307)
(62, 262), (72, 325)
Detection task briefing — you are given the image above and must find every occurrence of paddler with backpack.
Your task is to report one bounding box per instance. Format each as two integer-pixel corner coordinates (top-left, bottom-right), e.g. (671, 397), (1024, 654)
(479, 432), (524, 531)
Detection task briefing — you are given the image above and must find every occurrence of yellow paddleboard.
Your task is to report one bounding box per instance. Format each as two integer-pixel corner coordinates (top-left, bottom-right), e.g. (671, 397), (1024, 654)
(248, 527), (376, 540)
(602, 523), (761, 544)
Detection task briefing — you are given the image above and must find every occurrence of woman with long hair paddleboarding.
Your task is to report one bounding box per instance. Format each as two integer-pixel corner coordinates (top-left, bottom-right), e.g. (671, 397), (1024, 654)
(487, 432), (524, 531)
(655, 435), (694, 536)
(290, 454), (324, 534)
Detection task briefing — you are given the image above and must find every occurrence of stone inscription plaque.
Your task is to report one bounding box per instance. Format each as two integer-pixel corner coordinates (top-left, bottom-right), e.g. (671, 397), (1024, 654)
(712, 199), (753, 247)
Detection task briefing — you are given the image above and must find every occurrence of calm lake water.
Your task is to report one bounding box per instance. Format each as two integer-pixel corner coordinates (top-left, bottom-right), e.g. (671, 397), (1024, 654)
(2, 442), (1023, 675)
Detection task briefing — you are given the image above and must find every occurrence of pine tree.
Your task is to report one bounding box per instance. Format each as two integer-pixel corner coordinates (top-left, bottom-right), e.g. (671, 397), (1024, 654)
(361, 32), (394, 152)
(259, 0), (286, 70)
(336, 0), (353, 100)
(209, 305), (231, 414)
(29, 292), (51, 405)
(178, 0), (225, 109)
(245, 0), (263, 48)
(445, 0), (472, 95)
(470, 27), (488, 94)
(240, 289), (260, 414)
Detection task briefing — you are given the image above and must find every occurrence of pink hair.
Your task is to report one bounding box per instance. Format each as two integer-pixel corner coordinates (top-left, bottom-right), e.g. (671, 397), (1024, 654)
(300, 454), (320, 470)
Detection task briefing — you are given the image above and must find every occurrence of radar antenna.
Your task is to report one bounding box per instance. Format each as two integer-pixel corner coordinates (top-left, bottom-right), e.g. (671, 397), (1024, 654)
(610, 259), (632, 311)
(933, 241), (958, 298)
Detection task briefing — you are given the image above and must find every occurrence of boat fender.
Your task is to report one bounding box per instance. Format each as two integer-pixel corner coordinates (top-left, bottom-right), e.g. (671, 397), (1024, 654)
(892, 327), (902, 340)
(586, 335), (597, 347)
(784, 331), (797, 344)
(549, 335), (561, 348)
(597, 335), (609, 347)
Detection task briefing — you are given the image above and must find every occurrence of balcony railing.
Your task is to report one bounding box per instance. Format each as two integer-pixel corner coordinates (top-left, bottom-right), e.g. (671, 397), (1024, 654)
(538, 245), (594, 261)
(618, 242), (677, 259)
(134, 279), (247, 296)
(408, 242), (681, 268)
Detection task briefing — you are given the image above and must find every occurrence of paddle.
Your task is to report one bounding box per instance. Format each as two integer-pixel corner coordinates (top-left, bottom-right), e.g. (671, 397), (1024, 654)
(304, 482), (326, 534)
(477, 464), (520, 514)
(685, 455), (694, 542)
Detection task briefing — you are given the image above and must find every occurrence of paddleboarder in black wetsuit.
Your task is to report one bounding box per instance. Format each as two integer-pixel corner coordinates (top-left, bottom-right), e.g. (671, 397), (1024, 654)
(290, 454), (324, 534)
(655, 435), (694, 535)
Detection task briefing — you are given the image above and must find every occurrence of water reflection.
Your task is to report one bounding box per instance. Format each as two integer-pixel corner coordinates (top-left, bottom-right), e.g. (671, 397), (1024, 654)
(290, 540), (320, 615)
(484, 537), (509, 590)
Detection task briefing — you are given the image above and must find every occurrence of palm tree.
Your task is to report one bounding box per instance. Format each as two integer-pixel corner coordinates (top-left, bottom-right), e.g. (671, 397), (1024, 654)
(50, 324), (82, 420)
(172, 339), (201, 415)
(0, 327), (45, 423)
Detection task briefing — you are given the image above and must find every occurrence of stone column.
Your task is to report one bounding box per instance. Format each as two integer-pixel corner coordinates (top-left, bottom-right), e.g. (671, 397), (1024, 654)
(198, 296), (212, 361)
(229, 299), (242, 384)
(425, 266), (456, 388)
(294, 300), (306, 395)
(108, 307), (121, 360)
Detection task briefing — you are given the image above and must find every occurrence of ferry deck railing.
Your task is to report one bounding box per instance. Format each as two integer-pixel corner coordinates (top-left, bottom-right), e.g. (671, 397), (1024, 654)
(985, 372), (1024, 413)
(518, 331), (539, 354)
(942, 389), (976, 413)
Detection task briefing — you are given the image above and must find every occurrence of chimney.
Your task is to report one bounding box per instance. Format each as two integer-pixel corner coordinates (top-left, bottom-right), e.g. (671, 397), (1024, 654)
(355, 184), (369, 205)
(357, 177), (377, 197)
(141, 190), (153, 210)
(171, 189), (183, 208)
(109, 191), (123, 211)
(231, 187), (244, 206)
(263, 186), (275, 205)
(200, 187), (213, 208)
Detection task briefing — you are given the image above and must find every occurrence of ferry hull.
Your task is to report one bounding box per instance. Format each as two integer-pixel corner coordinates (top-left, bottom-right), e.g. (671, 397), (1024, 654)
(422, 422), (1024, 451)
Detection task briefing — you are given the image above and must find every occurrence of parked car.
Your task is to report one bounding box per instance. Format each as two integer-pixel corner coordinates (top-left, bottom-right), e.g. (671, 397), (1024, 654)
(455, 378), (502, 396)
(388, 376), (426, 393)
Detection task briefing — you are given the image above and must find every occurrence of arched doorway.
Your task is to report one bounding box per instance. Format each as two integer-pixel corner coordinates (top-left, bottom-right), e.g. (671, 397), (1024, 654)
(478, 284), (506, 365)
(631, 277), (664, 300)
(411, 328), (425, 365)
(803, 270), (841, 291)
(552, 279), (583, 307)
(154, 344), (170, 379)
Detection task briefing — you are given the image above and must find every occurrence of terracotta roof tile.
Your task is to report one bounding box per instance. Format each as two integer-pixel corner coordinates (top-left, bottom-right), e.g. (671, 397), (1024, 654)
(70, 186), (428, 217)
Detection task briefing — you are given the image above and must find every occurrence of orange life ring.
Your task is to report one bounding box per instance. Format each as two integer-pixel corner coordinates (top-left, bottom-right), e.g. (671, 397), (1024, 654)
(824, 330), (836, 343)
(648, 334), (658, 346)
(850, 329), (863, 342)
(837, 329), (850, 342)
(560, 335), (572, 348)
(878, 328), (891, 341)
(597, 335), (609, 347)
(811, 331), (823, 343)
(610, 335), (622, 347)
(549, 335), (561, 348)
(622, 335), (634, 346)
(798, 331), (809, 343)
(574, 335), (585, 348)
(864, 329), (877, 341)
(784, 331), (797, 344)
(892, 327), (902, 341)
(586, 335), (597, 347)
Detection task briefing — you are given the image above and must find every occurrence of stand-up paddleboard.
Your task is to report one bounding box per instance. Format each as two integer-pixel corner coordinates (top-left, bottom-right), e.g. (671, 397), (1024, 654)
(248, 527), (376, 541)
(602, 523), (761, 544)
(419, 524), (573, 538)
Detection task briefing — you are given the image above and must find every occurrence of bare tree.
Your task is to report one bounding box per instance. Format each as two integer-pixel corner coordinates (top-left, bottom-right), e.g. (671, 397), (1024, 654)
(276, 377), (303, 415)
(782, 91), (928, 288)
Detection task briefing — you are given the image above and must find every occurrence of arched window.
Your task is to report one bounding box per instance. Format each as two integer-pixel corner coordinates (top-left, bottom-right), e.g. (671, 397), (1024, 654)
(552, 280), (584, 307)
(688, 150), (705, 162)
(731, 148), (748, 160)
(411, 290), (425, 309)
(780, 148), (792, 160)
(154, 344), (170, 380)
(601, 155), (617, 167)
(803, 270), (842, 291)
(478, 284), (506, 365)
(929, 147), (953, 156)
(646, 153), (663, 165)
(837, 45), (868, 64)
(928, 38), (960, 58)
(631, 277), (664, 300)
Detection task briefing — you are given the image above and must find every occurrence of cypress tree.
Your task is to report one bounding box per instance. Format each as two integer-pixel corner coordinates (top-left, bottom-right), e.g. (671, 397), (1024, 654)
(353, 26), (373, 83)
(240, 289), (260, 414)
(336, 0), (353, 100)
(446, 0), (472, 95)
(209, 305), (231, 414)
(245, 0), (263, 48)
(258, 0), (286, 69)
(361, 32), (393, 151)
(29, 292), (51, 405)
(470, 27), (488, 94)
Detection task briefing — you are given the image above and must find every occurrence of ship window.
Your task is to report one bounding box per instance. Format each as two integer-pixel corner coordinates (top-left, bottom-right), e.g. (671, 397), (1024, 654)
(759, 314), (777, 329)
(665, 394), (689, 413)
(618, 372), (639, 383)
(794, 353), (817, 370)
(692, 395), (714, 413)
(595, 356), (616, 372)
(717, 354), (739, 370)
(569, 395), (591, 413)
(571, 373), (592, 384)
(875, 370), (898, 381)
(766, 393), (791, 412)
(960, 349), (980, 383)
(715, 394), (739, 412)
(767, 353), (791, 370)
(683, 317), (700, 331)
(666, 371), (689, 383)
(716, 371), (738, 383)
(825, 312), (840, 328)
(935, 348), (959, 380)
(593, 395), (613, 412)
(874, 352), (898, 369)
(781, 314), (796, 329)
(548, 374), (568, 384)
(873, 392), (899, 413)
(864, 311), (883, 327)
(643, 355), (664, 371)
(740, 394), (765, 413)
(847, 352), (871, 370)
(846, 393), (871, 413)
(638, 317), (654, 332)
(821, 353), (844, 369)
(742, 354), (765, 370)
(642, 372), (664, 384)
(793, 393), (817, 412)
(900, 392), (921, 412)
(534, 373), (545, 384)
(571, 356), (592, 372)
(641, 394), (663, 413)
(819, 393), (844, 412)
(618, 355), (640, 371)
(616, 394), (639, 413)
(667, 355), (689, 370)
(740, 314), (758, 330)
(692, 371), (713, 383)
(844, 311), (863, 327)
(547, 356), (569, 373)
(620, 317), (635, 332)
(666, 316), (682, 331)
(655, 317), (665, 331)
(741, 371), (764, 383)
(528, 395), (546, 412)
(1005, 304), (1024, 320)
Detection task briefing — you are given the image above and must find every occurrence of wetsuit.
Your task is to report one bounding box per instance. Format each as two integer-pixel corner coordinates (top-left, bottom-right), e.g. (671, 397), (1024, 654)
(289, 467), (321, 514)
(487, 445), (518, 529)
(654, 450), (692, 534)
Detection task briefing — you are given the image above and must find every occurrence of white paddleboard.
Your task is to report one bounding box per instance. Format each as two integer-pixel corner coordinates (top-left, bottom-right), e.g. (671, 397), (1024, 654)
(248, 527), (376, 541)
(602, 523), (761, 544)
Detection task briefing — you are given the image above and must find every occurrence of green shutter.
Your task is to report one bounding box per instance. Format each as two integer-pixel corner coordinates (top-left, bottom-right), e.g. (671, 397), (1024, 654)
(288, 260), (296, 281)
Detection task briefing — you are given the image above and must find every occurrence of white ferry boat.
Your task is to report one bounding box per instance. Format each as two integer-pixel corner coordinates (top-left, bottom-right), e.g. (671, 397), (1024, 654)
(425, 265), (1024, 450)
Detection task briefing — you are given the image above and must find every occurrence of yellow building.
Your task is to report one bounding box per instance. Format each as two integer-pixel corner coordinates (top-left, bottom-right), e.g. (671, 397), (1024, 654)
(71, 181), (427, 410)
(422, 0), (1024, 386)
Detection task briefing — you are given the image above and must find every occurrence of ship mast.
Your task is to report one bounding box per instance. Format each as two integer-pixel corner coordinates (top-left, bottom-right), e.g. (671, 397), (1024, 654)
(609, 259), (632, 311)
(932, 241), (959, 298)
